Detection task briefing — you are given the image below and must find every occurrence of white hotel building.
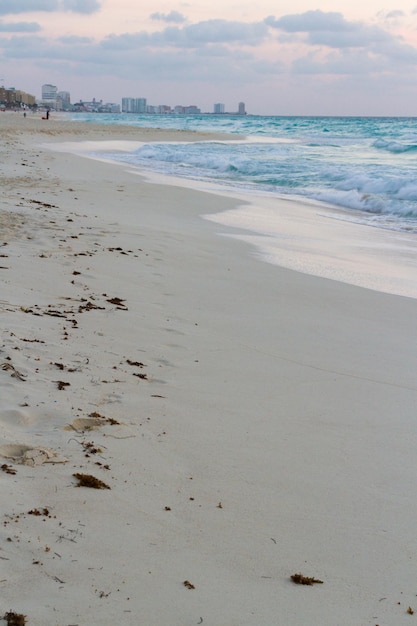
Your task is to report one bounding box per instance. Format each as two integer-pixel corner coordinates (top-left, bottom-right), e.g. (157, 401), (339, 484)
(122, 97), (147, 113)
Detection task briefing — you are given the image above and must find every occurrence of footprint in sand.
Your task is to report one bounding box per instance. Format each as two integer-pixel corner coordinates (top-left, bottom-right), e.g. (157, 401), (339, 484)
(64, 417), (106, 432)
(0, 443), (67, 466)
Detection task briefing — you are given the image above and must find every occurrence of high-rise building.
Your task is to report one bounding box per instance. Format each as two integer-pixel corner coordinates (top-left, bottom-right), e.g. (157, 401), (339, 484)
(58, 91), (70, 104)
(214, 103), (225, 114)
(122, 97), (134, 113)
(238, 102), (246, 115)
(135, 98), (147, 113)
(56, 91), (71, 111)
(42, 84), (58, 106)
(122, 97), (147, 113)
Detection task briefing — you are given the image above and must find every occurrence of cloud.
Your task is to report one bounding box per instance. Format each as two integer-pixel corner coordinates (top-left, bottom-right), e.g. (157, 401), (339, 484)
(150, 19), (268, 47)
(1, 34), (50, 56)
(261, 9), (417, 80)
(0, 28), (265, 86)
(385, 10), (405, 19)
(150, 11), (186, 24)
(50, 48), (258, 86)
(379, 38), (417, 63)
(2, 10), (417, 101)
(179, 19), (267, 45)
(99, 19), (268, 51)
(292, 50), (388, 76)
(0, 20), (41, 32)
(61, 0), (101, 13)
(266, 10), (405, 50)
(288, 36), (417, 77)
(58, 34), (94, 44)
(265, 10), (352, 33)
(0, 0), (101, 15)
(0, 0), (57, 14)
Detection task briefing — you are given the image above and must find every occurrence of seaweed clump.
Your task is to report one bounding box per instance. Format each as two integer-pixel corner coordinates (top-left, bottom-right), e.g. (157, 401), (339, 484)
(183, 580), (195, 589)
(291, 573), (323, 586)
(73, 473), (110, 489)
(4, 612), (26, 626)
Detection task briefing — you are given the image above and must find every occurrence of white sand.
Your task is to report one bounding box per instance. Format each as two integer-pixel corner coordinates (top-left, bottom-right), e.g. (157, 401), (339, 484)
(1, 112), (417, 625)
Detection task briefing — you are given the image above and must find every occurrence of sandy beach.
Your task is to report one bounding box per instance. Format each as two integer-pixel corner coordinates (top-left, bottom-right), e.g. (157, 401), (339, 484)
(1, 111), (417, 626)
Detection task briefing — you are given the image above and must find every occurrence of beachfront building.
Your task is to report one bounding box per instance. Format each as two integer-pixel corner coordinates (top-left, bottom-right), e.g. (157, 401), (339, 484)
(0, 87), (35, 109)
(41, 84), (58, 108)
(184, 105), (201, 114)
(15, 90), (36, 107)
(136, 98), (147, 113)
(238, 102), (246, 115)
(0, 87), (14, 108)
(122, 97), (147, 113)
(214, 102), (225, 114)
(107, 103), (121, 113)
(122, 97), (134, 113)
(73, 98), (120, 113)
(57, 91), (71, 110)
(172, 104), (201, 114)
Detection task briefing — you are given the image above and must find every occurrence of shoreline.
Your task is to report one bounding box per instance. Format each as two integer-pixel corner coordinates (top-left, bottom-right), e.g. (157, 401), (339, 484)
(1, 115), (417, 625)
(45, 134), (417, 300)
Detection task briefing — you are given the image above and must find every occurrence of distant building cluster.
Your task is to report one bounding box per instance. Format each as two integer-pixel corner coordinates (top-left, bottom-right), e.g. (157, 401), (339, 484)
(41, 84), (120, 113)
(122, 97), (201, 115)
(0, 85), (36, 110)
(122, 97), (246, 116)
(0, 81), (247, 116)
(41, 84), (72, 110)
(72, 98), (120, 114)
(0, 82), (120, 112)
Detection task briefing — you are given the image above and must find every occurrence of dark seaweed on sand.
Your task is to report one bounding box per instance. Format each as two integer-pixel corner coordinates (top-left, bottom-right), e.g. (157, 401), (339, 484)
(291, 573), (323, 585)
(4, 612), (26, 626)
(55, 380), (70, 390)
(73, 473), (111, 489)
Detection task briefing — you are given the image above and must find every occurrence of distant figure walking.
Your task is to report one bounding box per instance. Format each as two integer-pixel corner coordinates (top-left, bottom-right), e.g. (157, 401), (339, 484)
(46, 110), (49, 120)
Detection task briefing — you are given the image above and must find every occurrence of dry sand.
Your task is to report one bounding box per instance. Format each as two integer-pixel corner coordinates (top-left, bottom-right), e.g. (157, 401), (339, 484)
(1, 111), (417, 625)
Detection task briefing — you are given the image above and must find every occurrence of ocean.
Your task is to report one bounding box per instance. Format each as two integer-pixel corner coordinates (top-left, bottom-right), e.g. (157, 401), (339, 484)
(66, 113), (417, 297)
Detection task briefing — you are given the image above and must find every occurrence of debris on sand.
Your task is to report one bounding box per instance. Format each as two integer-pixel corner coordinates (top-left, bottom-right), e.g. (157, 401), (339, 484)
(183, 580), (195, 590)
(291, 573), (323, 586)
(73, 473), (111, 489)
(3, 611), (26, 626)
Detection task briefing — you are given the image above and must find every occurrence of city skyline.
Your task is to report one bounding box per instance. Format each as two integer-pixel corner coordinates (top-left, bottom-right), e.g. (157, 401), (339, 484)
(5, 82), (247, 115)
(2, 1), (417, 115)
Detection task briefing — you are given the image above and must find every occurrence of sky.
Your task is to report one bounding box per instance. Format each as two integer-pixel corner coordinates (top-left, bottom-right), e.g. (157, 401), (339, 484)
(2, 0), (417, 115)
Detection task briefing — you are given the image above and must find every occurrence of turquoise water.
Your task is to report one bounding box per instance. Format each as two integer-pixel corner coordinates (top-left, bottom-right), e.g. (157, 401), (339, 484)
(71, 113), (417, 232)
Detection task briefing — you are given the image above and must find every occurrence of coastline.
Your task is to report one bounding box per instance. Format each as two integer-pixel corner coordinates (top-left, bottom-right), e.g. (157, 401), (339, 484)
(43, 124), (417, 300)
(1, 113), (417, 625)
